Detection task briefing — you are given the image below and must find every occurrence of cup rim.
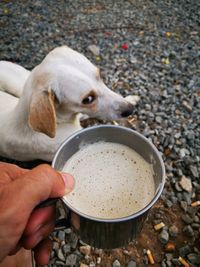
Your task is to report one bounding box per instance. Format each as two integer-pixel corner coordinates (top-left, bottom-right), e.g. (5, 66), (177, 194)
(52, 125), (166, 223)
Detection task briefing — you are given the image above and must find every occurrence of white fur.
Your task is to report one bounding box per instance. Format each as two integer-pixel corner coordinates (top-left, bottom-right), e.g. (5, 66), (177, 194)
(0, 46), (134, 161)
(0, 61), (30, 97)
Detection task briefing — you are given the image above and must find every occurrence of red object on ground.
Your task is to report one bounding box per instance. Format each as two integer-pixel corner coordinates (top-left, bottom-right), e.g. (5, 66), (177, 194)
(121, 43), (128, 50)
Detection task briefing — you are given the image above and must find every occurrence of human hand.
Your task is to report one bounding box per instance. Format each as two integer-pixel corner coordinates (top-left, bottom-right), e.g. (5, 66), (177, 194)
(0, 162), (74, 266)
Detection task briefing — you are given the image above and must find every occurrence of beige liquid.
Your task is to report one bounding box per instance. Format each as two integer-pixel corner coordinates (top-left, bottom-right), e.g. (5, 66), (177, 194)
(62, 142), (155, 219)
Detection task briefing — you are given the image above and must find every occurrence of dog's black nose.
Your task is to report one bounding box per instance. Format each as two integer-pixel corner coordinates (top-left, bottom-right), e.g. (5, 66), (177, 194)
(121, 105), (134, 117)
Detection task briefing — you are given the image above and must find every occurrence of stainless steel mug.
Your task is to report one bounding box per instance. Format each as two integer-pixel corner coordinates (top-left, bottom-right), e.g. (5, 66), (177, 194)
(52, 125), (165, 249)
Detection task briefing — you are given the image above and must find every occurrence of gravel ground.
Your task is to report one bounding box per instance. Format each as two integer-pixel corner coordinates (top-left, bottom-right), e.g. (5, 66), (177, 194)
(0, 0), (200, 266)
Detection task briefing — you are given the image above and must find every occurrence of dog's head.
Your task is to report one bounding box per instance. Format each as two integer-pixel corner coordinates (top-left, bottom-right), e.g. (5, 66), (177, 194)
(27, 46), (134, 138)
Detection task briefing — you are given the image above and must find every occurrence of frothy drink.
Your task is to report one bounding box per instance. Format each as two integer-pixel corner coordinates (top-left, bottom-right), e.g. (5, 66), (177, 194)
(62, 142), (155, 219)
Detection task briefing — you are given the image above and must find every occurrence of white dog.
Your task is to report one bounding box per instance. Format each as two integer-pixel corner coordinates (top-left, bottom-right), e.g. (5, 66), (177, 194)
(0, 46), (136, 162)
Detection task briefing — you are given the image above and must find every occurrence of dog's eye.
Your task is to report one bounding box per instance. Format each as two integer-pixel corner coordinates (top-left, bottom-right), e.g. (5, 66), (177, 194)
(82, 94), (96, 105)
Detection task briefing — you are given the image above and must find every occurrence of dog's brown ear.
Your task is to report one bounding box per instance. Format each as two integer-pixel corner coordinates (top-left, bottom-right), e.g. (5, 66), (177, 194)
(28, 88), (56, 138)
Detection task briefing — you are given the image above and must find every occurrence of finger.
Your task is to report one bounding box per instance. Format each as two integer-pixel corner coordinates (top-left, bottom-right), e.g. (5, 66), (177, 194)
(24, 205), (56, 235)
(33, 238), (52, 267)
(21, 221), (55, 249)
(2, 164), (75, 215)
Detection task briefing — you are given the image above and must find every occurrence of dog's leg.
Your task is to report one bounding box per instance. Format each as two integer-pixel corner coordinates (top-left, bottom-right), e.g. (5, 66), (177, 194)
(0, 61), (30, 98)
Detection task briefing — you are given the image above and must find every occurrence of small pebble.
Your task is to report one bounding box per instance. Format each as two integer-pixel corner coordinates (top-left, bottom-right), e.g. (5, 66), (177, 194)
(179, 176), (192, 192)
(181, 214), (193, 224)
(57, 230), (65, 241)
(179, 245), (192, 257)
(169, 225), (179, 237)
(88, 45), (100, 56)
(68, 232), (78, 249)
(182, 101), (192, 112)
(183, 225), (194, 237)
(56, 249), (65, 262)
(180, 201), (188, 211)
(159, 230), (169, 244)
(64, 228), (72, 235)
(189, 165), (198, 178)
(113, 259), (121, 267)
(79, 245), (91, 256)
(191, 223), (200, 229)
(97, 257), (101, 265)
(165, 253), (173, 261)
(89, 262), (96, 267)
(55, 260), (66, 266)
(127, 260), (137, 267)
(164, 199), (173, 208)
(187, 253), (200, 264)
(65, 254), (78, 266)
(62, 244), (71, 254)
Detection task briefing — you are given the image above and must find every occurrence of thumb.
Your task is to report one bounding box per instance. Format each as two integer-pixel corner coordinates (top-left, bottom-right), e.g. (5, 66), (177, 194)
(4, 164), (75, 213)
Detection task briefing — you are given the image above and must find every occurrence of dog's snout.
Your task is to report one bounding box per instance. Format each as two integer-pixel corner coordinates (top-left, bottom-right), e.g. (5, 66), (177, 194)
(121, 104), (134, 117)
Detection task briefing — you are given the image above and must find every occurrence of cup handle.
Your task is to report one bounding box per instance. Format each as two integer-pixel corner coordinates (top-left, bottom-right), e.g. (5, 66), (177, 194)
(35, 198), (71, 230)
(35, 198), (60, 209)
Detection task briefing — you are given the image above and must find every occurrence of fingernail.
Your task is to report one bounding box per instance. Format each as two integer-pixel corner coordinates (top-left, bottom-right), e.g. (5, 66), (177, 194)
(60, 172), (75, 194)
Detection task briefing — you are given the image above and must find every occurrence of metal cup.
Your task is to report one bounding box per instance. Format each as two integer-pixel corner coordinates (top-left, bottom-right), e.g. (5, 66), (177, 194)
(52, 125), (165, 249)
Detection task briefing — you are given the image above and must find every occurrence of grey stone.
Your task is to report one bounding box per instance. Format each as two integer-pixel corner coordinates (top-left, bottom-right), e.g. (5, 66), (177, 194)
(50, 250), (55, 258)
(187, 253), (200, 264)
(57, 248), (65, 262)
(159, 229), (169, 244)
(113, 259), (121, 267)
(175, 182), (183, 192)
(155, 116), (162, 123)
(166, 260), (172, 267)
(179, 245), (192, 257)
(65, 254), (78, 266)
(161, 260), (167, 267)
(182, 192), (192, 205)
(170, 196), (178, 204)
(169, 225), (179, 237)
(53, 242), (60, 250)
(193, 216), (200, 223)
(189, 165), (199, 178)
(171, 258), (181, 266)
(183, 225), (194, 237)
(165, 253), (173, 261)
(56, 260), (66, 266)
(68, 232), (78, 249)
(180, 148), (190, 158)
(145, 104), (151, 110)
(62, 244), (71, 254)
(179, 176), (192, 192)
(164, 199), (173, 208)
(64, 228), (72, 235)
(182, 214), (193, 224)
(57, 230), (66, 241)
(127, 260), (137, 267)
(88, 45), (100, 56)
(180, 201), (188, 211)
(191, 223), (200, 229)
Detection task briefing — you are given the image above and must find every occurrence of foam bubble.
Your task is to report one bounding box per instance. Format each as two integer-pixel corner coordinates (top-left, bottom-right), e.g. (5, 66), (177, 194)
(62, 142), (155, 219)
